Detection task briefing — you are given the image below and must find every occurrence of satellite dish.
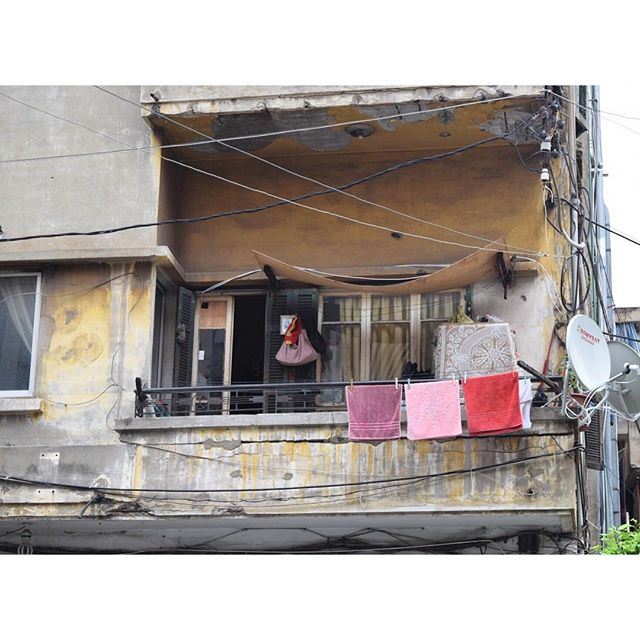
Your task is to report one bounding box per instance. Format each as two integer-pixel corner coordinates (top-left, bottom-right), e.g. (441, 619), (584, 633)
(607, 340), (640, 418)
(566, 315), (610, 390)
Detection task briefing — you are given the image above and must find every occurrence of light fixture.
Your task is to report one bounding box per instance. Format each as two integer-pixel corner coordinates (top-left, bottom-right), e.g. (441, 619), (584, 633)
(17, 529), (33, 555)
(346, 124), (374, 139)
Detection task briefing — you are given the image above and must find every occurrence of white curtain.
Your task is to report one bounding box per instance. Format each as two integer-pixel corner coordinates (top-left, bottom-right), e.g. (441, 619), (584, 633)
(0, 277), (36, 351)
(0, 276), (37, 392)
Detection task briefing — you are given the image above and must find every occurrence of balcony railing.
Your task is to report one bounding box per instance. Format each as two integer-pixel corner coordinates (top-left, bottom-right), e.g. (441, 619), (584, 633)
(134, 366), (562, 418)
(136, 380), (396, 418)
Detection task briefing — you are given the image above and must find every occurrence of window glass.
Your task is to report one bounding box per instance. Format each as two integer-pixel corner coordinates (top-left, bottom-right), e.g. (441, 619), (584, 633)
(371, 323), (410, 380)
(371, 295), (410, 322)
(370, 295), (410, 379)
(319, 297), (362, 404)
(197, 329), (226, 385)
(0, 275), (38, 392)
(322, 296), (361, 322)
(421, 292), (461, 320)
(321, 324), (361, 383)
(420, 291), (462, 373)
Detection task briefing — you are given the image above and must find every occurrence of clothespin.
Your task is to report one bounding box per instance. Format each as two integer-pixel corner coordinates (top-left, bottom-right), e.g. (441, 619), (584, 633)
(350, 378), (354, 389)
(463, 371), (468, 383)
(394, 377), (399, 389)
(406, 378), (411, 390)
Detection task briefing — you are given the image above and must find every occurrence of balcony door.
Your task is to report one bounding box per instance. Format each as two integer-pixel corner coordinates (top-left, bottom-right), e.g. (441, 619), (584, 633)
(193, 297), (234, 414)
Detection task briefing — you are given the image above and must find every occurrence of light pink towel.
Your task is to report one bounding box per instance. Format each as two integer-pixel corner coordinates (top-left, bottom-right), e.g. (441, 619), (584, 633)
(405, 380), (462, 440)
(346, 385), (401, 441)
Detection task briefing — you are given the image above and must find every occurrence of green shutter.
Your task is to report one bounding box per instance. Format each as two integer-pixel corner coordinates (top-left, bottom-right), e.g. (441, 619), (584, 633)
(263, 288), (319, 384)
(263, 288), (319, 412)
(172, 287), (196, 388)
(586, 410), (604, 471)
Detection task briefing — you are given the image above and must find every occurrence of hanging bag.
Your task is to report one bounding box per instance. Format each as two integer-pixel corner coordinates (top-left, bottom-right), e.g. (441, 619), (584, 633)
(276, 329), (319, 366)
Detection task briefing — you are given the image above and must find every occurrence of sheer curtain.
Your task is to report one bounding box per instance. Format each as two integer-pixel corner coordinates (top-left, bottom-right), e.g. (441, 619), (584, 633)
(370, 295), (410, 380)
(320, 297), (361, 404)
(0, 276), (38, 392)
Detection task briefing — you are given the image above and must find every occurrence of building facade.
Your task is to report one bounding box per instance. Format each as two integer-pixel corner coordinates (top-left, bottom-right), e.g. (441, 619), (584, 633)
(0, 85), (615, 553)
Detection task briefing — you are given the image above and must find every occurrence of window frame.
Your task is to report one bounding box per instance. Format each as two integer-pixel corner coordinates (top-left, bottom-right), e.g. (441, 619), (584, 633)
(0, 271), (42, 398)
(317, 289), (465, 382)
(151, 280), (166, 388)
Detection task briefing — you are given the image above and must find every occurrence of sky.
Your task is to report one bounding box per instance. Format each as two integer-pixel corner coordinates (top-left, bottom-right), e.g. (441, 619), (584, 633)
(599, 85), (640, 308)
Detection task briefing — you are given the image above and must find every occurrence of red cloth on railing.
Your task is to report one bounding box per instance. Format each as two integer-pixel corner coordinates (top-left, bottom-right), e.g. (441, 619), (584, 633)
(461, 371), (523, 435)
(284, 314), (302, 346)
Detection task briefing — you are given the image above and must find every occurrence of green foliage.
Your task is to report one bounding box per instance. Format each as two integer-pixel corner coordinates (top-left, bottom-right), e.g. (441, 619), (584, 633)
(593, 520), (640, 554)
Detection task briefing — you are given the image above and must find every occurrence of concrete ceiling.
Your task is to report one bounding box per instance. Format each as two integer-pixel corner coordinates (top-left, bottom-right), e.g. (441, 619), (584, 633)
(145, 96), (543, 162)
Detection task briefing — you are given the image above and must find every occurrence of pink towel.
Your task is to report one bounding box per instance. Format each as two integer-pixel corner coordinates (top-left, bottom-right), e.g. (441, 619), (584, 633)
(461, 371), (523, 435)
(405, 380), (462, 440)
(346, 385), (401, 441)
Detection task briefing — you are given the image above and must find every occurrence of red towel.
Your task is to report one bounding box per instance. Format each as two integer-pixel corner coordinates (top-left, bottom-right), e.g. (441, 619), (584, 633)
(346, 385), (401, 441)
(461, 372), (523, 435)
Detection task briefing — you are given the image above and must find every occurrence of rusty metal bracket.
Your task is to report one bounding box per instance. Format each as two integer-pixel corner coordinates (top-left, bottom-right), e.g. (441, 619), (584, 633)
(263, 264), (280, 291)
(497, 252), (513, 300)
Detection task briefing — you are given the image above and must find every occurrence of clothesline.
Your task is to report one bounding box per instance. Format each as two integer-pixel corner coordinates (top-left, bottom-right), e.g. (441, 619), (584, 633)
(345, 374), (535, 387)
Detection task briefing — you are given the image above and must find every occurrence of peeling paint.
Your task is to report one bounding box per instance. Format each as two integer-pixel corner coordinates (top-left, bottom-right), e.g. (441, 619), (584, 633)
(203, 438), (242, 451)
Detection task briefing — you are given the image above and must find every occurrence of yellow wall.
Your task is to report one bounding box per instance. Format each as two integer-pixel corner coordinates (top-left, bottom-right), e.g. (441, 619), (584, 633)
(5, 262), (155, 444)
(170, 143), (546, 277)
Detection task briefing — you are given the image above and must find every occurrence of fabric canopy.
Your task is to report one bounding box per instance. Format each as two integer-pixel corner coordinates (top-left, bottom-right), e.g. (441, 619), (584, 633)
(253, 240), (507, 294)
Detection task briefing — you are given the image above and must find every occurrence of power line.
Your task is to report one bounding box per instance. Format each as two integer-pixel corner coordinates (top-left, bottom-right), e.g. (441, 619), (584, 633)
(548, 89), (640, 123)
(577, 212), (640, 249)
(0, 138), (233, 164)
(96, 85), (547, 256)
(604, 331), (640, 344)
(0, 88), (548, 257)
(0, 446), (580, 495)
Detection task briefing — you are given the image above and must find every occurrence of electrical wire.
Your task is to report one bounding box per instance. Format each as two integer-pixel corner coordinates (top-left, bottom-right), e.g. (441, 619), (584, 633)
(117, 434), (562, 489)
(0, 271), (143, 408)
(199, 278), (500, 328)
(604, 332), (640, 344)
(0, 271), (142, 309)
(19, 270), (145, 411)
(0, 525), (27, 538)
(0, 446), (580, 498)
(0, 89), (547, 166)
(0, 527), (580, 555)
(96, 85), (548, 256)
(577, 212), (640, 249)
(548, 88), (640, 123)
(0, 88), (550, 258)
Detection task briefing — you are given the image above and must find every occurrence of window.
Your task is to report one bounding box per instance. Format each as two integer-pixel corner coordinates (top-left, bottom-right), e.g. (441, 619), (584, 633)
(420, 292), (462, 374)
(0, 273), (41, 396)
(319, 290), (464, 385)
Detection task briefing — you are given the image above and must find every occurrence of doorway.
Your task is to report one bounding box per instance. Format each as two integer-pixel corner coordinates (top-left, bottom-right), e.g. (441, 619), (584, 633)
(231, 295), (266, 413)
(231, 295), (266, 384)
